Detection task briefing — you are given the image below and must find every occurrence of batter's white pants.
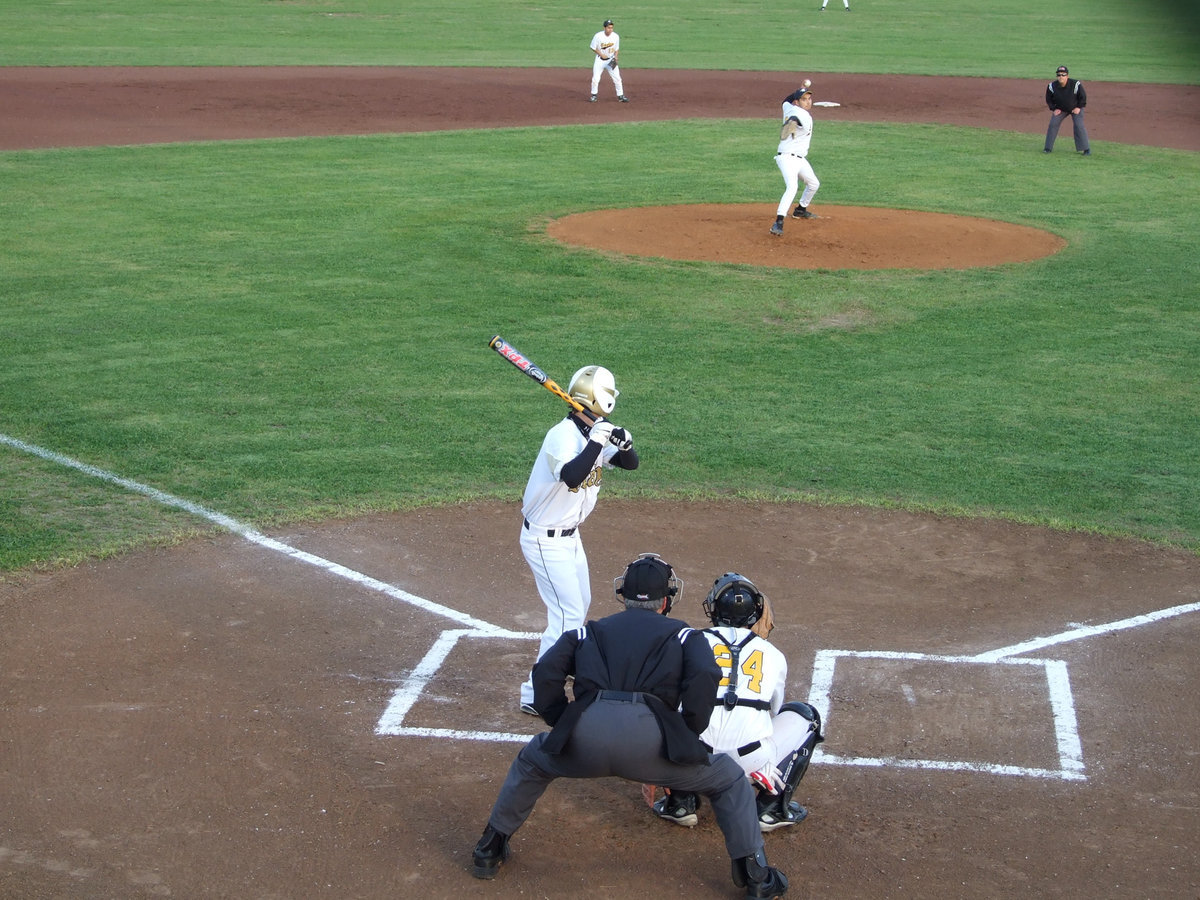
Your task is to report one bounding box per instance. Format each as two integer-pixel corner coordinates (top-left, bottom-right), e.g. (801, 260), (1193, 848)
(591, 57), (624, 96)
(775, 152), (819, 216)
(519, 525), (591, 706)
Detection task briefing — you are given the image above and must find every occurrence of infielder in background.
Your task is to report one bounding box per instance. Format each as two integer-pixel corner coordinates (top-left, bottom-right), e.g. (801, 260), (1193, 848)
(518, 365), (638, 715)
(651, 573), (825, 833)
(589, 19), (629, 103)
(472, 554), (790, 899)
(1044, 65), (1090, 155)
(770, 84), (820, 236)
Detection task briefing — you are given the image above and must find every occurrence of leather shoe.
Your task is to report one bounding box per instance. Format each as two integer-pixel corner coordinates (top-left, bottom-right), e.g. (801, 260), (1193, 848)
(471, 825), (511, 879)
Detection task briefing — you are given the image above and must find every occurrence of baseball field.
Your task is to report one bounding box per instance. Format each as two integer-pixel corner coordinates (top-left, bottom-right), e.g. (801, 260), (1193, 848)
(2, 1), (1199, 897)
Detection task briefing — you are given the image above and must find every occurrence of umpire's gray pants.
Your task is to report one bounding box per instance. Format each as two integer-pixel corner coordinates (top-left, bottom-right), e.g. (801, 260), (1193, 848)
(1045, 109), (1090, 152)
(487, 697), (764, 860)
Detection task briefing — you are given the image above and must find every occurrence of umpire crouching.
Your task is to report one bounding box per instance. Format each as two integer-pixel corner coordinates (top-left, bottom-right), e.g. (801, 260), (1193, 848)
(471, 552), (789, 899)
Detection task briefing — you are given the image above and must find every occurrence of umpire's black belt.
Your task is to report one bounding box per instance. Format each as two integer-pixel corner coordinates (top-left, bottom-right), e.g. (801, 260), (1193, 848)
(701, 739), (763, 757)
(524, 518), (576, 538)
(596, 690), (646, 704)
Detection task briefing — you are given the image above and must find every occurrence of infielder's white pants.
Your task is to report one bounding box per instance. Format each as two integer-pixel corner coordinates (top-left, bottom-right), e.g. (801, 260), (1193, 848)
(775, 152), (819, 216)
(519, 526), (591, 706)
(591, 57), (624, 96)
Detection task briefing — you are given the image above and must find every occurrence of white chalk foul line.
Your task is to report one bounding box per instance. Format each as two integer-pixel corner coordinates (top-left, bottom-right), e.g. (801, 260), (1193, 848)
(972, 600), (1200, 663)
(0, 432), (504, 634)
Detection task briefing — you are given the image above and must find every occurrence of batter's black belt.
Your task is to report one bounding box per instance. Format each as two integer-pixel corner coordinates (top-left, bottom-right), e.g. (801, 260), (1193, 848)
(524, 518), (576, 538)
(701, 739), (763, 757)
(596, 690), (646, 704)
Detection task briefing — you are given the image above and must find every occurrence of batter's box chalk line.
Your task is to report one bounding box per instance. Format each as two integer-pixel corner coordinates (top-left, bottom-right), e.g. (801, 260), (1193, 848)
(4, 434), (1198, 781)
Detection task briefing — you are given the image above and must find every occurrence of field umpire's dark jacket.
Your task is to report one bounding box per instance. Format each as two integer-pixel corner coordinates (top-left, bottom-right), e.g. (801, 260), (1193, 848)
(1046, 77), (1087, 112)
(532, 607), (721, 765)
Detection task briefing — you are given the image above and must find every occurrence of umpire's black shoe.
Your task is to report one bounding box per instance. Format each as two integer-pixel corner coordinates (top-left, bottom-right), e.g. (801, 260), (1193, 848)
(471, 825), (511, 879)
(732, 849), (789, 899)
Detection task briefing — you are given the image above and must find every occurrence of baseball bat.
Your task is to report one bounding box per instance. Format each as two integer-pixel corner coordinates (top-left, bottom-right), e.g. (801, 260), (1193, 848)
(488, 335), (586, 412)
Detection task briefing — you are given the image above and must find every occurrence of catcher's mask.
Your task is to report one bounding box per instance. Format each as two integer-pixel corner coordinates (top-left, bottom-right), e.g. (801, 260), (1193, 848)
(703, 573), (765, 628)
(568, 365), (619, 416)
(614, 553), (682, 613)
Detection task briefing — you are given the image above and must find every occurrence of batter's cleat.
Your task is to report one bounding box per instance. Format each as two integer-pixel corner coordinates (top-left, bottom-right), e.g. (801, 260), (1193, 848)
(732, 849), (789, 899)
(758, 800), (808, 832)
(1082, 149), (1091, 155)
(1043, 148), (1052, 153)
(471, 825), (511, 879)
(792, 205), (817, 219)
(520, 703), (539, 716)
(652, 790), (699, 827)
(769, 221), (784, 236)
(618, 95), (630, 102)
(589, 94), (597, 103)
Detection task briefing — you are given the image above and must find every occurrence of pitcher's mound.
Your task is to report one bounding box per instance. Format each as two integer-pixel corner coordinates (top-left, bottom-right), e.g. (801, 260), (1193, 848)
(547, 204), (1065, 270)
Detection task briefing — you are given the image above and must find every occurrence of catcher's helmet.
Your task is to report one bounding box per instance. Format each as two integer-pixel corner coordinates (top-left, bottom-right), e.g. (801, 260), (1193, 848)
(568, 365), (619, 416)
(703, 573), (765, 628)
(614, 553), (682, 613)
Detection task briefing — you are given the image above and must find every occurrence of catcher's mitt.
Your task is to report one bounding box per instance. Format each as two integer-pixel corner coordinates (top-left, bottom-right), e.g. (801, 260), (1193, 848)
(751, 594), (775, 639)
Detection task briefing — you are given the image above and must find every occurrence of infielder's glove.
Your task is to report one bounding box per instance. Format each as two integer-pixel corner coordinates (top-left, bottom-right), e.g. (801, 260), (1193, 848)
(751, 594), (775, 639)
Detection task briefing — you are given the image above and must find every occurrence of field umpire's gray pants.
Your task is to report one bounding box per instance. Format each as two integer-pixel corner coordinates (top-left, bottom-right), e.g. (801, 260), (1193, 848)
(486, 696), (764, 860)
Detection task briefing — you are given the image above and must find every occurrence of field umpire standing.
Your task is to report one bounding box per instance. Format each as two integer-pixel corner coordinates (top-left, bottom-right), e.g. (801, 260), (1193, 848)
(1044, 65), (1091, 155)
(472, 553), (790, 899)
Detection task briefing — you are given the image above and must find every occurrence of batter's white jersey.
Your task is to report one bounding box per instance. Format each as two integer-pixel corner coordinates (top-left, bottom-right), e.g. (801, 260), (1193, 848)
(699, 625), (792, 775)
(522, 416), (618, 530)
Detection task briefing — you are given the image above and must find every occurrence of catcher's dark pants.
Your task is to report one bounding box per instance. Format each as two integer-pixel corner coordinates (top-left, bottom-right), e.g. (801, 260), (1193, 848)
(486, 696), (764, 860)
(1045, 109), (1090, 152)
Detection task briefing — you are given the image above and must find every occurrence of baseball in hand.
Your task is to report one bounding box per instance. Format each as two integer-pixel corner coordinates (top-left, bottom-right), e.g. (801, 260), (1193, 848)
(803, 79), (812, 88)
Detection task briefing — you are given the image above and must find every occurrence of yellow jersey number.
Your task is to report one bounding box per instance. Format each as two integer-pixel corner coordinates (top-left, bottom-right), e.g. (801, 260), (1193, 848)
(712, 644), (765, 695)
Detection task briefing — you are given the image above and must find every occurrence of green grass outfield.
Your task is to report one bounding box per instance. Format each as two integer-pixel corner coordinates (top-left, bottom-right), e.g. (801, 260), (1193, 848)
(2, 0), (1199, 569)
(2, 0), (1198, 82)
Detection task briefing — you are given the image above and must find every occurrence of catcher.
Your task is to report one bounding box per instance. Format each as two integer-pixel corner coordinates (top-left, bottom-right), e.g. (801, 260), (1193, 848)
(649, 573), (825, 832)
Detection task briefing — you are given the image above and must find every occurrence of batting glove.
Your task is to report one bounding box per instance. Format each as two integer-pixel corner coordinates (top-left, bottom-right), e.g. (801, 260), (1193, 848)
(589, 419), (615, 446)
(609, 427), (633, 452)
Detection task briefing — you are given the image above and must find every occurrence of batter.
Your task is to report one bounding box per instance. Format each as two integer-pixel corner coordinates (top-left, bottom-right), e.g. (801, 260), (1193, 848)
(589, 19), (628, 102)
(518, 364), (638, 713)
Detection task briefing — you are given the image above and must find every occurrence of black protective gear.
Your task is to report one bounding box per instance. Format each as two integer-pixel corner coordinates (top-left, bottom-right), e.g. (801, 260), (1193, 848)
(732, 848), (789, 899)
(759, 701), (825, 820)
(703, 573), (765, 628)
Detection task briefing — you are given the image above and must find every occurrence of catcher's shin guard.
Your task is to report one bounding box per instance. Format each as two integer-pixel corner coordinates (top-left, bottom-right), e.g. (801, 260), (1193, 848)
(775, 701), (825, 810)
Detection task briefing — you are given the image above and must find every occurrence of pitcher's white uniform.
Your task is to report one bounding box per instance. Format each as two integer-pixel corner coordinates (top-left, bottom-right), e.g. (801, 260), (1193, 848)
(518, 416), (620, 708)
(698, 626), (811, 778)
(775, 96), (820, 217)
(589, 22), (625, 98)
